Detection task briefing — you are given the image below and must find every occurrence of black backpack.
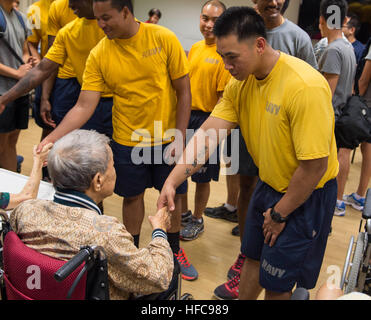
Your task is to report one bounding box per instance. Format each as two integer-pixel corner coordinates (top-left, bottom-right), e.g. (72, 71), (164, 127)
(335, 95), (371, 149)
(335, 37), (371, 149)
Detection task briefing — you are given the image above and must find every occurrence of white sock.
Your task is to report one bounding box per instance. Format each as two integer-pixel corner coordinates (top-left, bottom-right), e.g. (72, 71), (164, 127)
(224, 203), (237, 212)
(353, 193), (363, 200)
(192, 216), (203, 223)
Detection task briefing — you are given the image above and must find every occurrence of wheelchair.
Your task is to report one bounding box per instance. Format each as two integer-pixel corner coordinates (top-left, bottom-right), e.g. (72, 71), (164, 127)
(0, 212), (193, 300)
(341, 188), (371, 295)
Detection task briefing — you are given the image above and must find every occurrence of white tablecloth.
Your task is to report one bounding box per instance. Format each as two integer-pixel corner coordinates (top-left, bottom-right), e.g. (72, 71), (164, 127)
(0, 168), (55, 201)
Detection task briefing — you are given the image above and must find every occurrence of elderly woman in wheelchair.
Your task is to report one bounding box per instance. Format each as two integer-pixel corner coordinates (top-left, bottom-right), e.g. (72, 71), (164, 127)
(0, 130), (179, 300)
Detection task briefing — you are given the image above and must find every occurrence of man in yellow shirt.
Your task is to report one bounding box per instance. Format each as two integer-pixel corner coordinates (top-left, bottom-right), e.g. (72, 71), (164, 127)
(158, 7), (338, 300)
(39, 0), (76, 130)
(27, 0), (55, 180)
(21, 0), (191, 279)
(178, 0), (230, 281)
(0, 0), (113, 137)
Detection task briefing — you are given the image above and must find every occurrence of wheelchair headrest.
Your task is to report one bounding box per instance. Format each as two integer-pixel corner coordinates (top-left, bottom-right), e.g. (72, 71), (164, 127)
(3, 231), (87, 300)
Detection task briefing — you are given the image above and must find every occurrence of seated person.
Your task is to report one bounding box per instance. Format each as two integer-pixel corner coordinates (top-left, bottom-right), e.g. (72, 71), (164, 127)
(9, 129), (174, 300)
(1, 143), (53, 211)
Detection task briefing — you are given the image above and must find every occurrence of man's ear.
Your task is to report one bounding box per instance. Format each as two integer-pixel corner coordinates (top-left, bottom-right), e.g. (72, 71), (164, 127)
(256, 37), (266, 55)
(122, 6), (131, 19)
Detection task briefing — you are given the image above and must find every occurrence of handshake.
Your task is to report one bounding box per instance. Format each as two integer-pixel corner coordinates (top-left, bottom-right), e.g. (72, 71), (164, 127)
(148, 206), (171, 232)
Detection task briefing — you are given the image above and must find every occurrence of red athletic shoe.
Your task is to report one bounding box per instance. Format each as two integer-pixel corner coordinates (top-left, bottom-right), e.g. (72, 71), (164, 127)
(214, 274), (240, 300)
(227, 253), (246, 279)
(174, 248), (198, 281)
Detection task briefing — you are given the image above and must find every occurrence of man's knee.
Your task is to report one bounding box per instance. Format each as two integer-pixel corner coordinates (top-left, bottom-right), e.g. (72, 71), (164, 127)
(124, 192), (145, 204)
(7, 130), (20, 147)
(240, 175), (258, 192)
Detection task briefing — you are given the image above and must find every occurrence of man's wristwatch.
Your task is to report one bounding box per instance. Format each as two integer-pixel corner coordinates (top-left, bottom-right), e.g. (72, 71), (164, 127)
(270, 208), (289, 223)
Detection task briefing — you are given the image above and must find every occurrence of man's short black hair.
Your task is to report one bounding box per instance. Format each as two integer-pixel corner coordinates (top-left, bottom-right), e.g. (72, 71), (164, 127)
(320, 0), (348, 27)
(213, 6), (267, 41)
(93, 0), (134, 14)
(201, 0), (227, 13)
(149, 8), (161, 19)
(347, 13), (361, 35)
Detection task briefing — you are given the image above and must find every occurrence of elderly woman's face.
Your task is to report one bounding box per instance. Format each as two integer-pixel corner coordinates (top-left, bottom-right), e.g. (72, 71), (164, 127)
(101, 146), (116, 198)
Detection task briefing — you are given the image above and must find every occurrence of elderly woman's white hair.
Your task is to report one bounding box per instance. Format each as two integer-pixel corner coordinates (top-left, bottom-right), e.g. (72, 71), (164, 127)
(48, 130), (111, 192)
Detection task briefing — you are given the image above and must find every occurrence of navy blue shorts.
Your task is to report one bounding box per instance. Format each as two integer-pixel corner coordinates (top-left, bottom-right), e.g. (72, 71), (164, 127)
(238, 130), (258, 177)
(241, 178), (337, 292)
(112, 140), (188, 198)
(0, 95), (29, 133)
(187, 110), (220, 183)
(50, 77), (113, 138)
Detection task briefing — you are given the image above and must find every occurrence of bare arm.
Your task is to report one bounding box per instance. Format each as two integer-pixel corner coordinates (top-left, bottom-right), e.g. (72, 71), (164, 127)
(158, 116), (237, 211)
(39, 35), (58, 127)
(40, 68), (58, 127)
(171, 74), (191, 142)
(6, 143), (53, 210)
(274, 157), (329, 217)
(37, 90), (101, 151)
(323, 73), (340, 96)
(263, 157), (329, 247)
(358, 60), (371, 96)
(0, 62), (31, 80)
(0, 58), (58, 106)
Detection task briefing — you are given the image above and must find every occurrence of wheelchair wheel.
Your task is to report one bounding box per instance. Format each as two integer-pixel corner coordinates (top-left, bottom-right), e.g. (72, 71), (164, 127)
(341, 236), (354, 290)
(344, 232), (366, 294)
(180, 293), (194, 300)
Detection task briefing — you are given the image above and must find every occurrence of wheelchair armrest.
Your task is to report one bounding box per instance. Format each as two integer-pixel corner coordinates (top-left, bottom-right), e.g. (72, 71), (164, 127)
(362, 188), (371, 220)
(54, 247), (94, 282)
(291, 287), (310, 300)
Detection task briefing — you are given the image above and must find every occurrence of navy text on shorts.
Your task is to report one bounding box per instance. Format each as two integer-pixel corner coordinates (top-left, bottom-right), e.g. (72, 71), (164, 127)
(241, 178), (337, 292)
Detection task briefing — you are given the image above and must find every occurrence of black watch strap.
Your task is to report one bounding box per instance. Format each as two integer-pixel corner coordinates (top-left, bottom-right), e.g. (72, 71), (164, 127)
(270, 208), (289, 223)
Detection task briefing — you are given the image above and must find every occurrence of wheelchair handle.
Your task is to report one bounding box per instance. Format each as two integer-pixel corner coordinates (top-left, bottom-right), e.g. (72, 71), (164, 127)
(54, 247), (93, 282)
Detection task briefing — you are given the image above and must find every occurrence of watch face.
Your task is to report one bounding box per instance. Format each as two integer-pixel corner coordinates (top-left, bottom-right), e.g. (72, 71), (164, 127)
(271, 210), (286, 223)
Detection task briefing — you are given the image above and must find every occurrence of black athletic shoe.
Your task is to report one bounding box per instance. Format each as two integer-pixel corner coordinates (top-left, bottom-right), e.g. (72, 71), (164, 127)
(204, 204), (238, 222)
(231, 225), (240, 237)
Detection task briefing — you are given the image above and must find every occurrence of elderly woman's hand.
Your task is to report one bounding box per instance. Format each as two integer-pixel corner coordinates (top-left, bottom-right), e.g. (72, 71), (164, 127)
(33, 142), (53, 167)
(148, 207), (171, 231)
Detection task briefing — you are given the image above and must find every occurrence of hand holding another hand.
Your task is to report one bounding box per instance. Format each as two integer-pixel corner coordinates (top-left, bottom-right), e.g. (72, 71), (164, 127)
(148, 206), (171, 232)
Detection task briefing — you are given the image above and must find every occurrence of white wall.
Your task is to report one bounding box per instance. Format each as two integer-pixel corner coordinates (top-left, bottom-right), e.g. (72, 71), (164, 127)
(19, 0), (35, 14)
(20, 0), (301, 51)
(133, 0), (301, 51)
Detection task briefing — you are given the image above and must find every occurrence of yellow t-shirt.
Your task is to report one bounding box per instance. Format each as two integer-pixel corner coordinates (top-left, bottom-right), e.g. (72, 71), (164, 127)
(47, 0), (76, 79)
(82, 22), (190, 147)
(211, 53), (339, 193)
(188, 40), (231, 112)
(45, 18), (107, 88)
(26, 0), (54, 58)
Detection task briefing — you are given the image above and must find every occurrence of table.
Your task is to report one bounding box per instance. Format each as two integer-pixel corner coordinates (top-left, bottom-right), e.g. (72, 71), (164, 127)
(0, 168), (55, 201)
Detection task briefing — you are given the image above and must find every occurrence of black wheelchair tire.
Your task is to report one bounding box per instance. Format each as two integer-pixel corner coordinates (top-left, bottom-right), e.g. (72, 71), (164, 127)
(345, 232), (366, 294)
